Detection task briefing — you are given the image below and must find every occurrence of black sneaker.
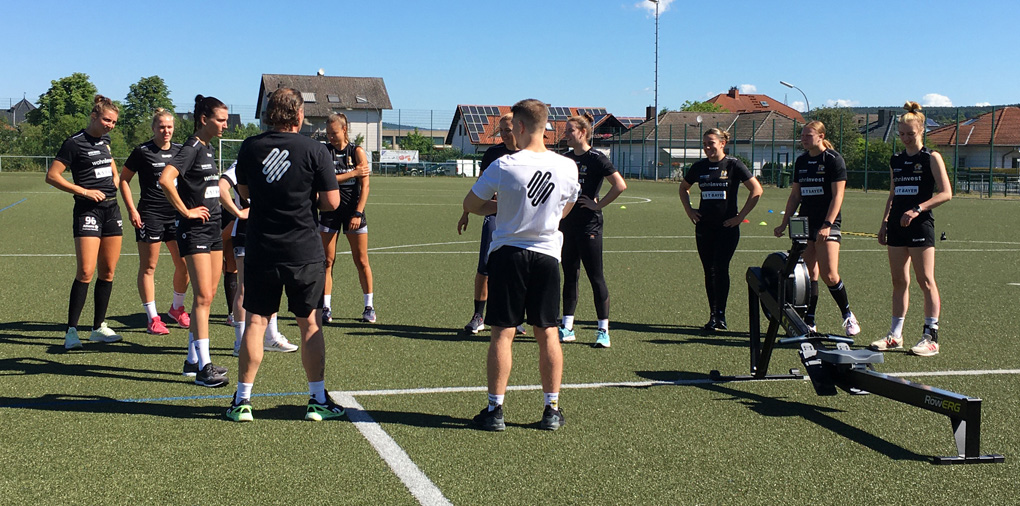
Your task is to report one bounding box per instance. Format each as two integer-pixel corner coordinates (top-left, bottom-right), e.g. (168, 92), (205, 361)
(714, 316), (727, 331)
(472, 405), (505, 431)
(195, 362), (229, 388)
(183, 360), (227, 377)
(539, 405), (565, 431)
(702, 316), (718, 332)
(305, 394), (346, 421)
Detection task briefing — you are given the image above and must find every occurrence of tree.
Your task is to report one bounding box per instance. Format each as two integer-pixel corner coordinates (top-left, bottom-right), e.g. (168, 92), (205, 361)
(26, 73), (98, 154)
(121, 75), (174, 147)
(221, 123), (263, 140)
(680, 100), (728, 113)
(399, 128), (435, 157)
(804, 107), (861, 153)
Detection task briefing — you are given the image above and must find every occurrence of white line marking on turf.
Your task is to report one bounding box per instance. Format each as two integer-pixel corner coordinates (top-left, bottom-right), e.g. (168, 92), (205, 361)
(340, 368), (1020, 397)
(334, 392), (453, 506)
(1009, 283), (1020, 286)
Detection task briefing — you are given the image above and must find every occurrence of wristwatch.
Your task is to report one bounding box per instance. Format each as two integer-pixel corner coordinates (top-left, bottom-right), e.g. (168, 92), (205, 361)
(821, 220), (832, 228)
(353, 211), (365, 218)
(912, 205), (922, 214)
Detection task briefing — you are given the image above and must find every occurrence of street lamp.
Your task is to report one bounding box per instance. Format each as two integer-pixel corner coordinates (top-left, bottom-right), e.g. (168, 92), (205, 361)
(652, 0), (659, 181)
(780, 80), (809, 116)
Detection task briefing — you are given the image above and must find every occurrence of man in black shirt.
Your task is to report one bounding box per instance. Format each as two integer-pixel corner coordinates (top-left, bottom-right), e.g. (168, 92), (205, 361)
(225, 88), (342, 422)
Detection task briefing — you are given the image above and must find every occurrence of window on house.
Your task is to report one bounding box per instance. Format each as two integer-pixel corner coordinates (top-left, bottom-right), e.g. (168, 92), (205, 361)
(327, 95), (340, 103)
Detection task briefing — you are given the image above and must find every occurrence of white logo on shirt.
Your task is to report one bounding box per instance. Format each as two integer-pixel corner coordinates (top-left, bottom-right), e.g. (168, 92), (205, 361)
(262, 148), (292, 183)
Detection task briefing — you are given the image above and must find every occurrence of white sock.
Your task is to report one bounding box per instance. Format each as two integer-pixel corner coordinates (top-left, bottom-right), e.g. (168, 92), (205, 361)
(364, 293), (373, 307)
(195, 338), (211, 368)
(172, 291), (186, 309)
(562, 315), (574, 330)
(597, 319), (609, 331)
(309, 381), (326, 403)
(890, 317), (905, 338)
(186, 332), (198, 363)
(487, 393), (504, 411)
(236, 382), (253, 402)
(142, 301), (158, 321)
(268, 314), (279, 337)
(544, 392), (559, 409)
(924, 317), (939, 330)
(234, 321), (244, 348)
(323, 295), (332, 308)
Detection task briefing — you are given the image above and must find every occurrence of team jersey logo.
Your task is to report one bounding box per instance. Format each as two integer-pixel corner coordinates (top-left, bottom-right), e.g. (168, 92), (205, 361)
(719, 169), (728, 179)
(526, 171), (555, 207)
(262, 148), (292, 183)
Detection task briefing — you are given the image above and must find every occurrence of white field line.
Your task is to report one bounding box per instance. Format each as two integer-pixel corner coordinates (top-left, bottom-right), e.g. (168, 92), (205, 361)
(334, 393), (453, 506)
(337, 368), (1020, 398)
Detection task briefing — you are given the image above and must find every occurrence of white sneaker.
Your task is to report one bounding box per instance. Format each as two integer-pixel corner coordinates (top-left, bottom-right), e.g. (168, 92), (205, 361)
(869, 334), (903, 351)
(842, 312), (861, 337)
(264, 334), (298, 353)
(910, 337), (940, 357)
(89, 322), (122, 343)
(515, 325), (527, 335)
(64, 327), (83, 350)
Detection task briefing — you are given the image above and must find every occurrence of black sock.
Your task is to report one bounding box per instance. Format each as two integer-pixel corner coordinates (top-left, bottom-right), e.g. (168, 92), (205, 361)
(224, 271), (238, 314)
(805, 280), (819, 325)
(828, 280), (851, 317)
(93, 279), (113, 328)
(68, 279), (89, 328)
(474, 300), (486, 316)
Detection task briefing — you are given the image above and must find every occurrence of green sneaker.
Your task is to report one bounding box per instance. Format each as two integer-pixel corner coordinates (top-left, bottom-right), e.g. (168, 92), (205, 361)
(305, 394), (346, 421)
(89, 322), (122, 343)
(64, 327), (83, 350)
(225, 398), (253, 422)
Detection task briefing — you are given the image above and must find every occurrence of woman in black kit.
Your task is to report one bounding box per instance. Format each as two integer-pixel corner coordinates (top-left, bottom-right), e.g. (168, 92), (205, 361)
(870, 102), (952, 357)
(45, 95), (125, 349)
(120, 108), (190, 335)
(318, 112), (374, 324)
(160, 95), (230, 388)
(678, 128), (763, 331)
(558, 113), (627, 348)
(774, 121), (861, 338)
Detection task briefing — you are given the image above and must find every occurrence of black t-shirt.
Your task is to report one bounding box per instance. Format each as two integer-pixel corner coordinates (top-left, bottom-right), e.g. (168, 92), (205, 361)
(220, 164), (248, 237)
(124, 140), (182, 218)
(55, 129), (117, 202)
(326, 142), (362, 214)
(480, 143), (516, 174)
(793, 149), (846, 221)
(560, 148), (617, 229)
(235, 131), (339, 266)
(170, 135), (221, 218)
(890, 148), (936, 219)
(683, 156), (753, 224)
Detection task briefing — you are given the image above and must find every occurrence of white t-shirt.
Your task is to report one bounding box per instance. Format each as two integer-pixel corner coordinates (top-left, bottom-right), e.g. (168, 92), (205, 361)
(471, 150), (580, 261)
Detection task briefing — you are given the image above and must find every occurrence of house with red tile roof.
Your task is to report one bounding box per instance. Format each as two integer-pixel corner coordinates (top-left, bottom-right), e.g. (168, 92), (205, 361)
(706, 87), (805, 123)
(926, 106), (1020, 169)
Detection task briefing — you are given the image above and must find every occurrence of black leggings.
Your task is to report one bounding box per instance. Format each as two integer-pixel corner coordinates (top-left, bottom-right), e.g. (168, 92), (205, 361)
(695, 222), (740, 316)
(561, 229), (609, 320)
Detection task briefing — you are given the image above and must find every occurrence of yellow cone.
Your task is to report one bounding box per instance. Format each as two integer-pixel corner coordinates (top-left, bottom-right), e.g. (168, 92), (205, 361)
(759, 221), (767, 226)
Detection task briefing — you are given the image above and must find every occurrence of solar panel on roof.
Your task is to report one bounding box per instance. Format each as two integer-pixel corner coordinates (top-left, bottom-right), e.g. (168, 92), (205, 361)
(301, 92), (316, 103)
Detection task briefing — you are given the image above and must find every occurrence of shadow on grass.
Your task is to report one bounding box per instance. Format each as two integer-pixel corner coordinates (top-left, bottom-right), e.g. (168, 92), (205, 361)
(0, 393), (223, 419)
(329, 321), (485, 343)
(0, 357), (183, 383)
(634, 370), (928, 462)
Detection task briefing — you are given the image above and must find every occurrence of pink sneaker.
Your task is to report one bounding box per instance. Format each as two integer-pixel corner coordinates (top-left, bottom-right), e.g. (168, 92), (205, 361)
(147, 315), (170, 335)
(167, 305), (191, 328)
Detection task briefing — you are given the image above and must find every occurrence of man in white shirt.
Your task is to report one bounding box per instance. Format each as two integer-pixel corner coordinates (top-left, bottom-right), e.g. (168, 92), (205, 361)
(463, 99), (580, 431)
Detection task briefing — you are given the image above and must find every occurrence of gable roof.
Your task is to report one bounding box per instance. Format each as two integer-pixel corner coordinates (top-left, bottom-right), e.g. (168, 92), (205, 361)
(706, 87), (805, 123)
(926, 107), (1020, 146)
(257, 74), (391, 120)
(2, 98), (36, 125)
(445, 105), (611, 146)
(606, 111), (798, 143)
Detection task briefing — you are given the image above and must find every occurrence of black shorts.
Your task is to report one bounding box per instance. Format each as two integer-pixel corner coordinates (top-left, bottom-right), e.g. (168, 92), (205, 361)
(807, 216), (842, 243)
(243, 260), (326, 318)
(319, 208), (367, 234)
(135, 214), (177, 243)
(485, 246), (560, 328)
(176, 219), (223, 256)
(220, 213), (235, 231)
(886, 214), (935, 248)
(72, 199), (123, 238)
(477, 214), (495, 276)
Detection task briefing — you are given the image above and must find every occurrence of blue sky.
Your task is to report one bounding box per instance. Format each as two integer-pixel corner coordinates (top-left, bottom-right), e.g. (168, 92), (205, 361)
(3, 0), (1017, 124)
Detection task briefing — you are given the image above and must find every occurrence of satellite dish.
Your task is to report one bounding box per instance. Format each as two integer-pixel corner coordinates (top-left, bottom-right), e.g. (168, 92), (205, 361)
(696, 115), (703, 124)
(317, 68), (325, 76)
